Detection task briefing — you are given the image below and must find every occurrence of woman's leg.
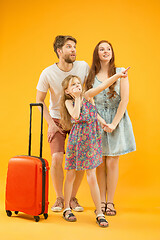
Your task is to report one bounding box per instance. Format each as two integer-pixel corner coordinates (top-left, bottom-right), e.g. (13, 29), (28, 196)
(106, 156), (119, 214)
(86, 168), (108, 227)
(63, 169), (76, 220)
(96, 156), (107, 212)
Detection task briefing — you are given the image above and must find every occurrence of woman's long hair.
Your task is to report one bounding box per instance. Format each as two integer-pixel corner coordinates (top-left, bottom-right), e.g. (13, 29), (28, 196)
(85, 40), (117, 98)
(60, 75), (82, 131)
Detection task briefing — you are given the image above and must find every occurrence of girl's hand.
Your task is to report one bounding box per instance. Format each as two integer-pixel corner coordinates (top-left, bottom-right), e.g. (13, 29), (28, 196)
(119, 67), (130, 78)
(73, 87), (82, 98)
(103, 123), (116, 133)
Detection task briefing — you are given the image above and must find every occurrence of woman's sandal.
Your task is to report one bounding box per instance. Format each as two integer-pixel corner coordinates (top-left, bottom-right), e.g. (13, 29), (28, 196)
(96, 213), (109, 228)
(94, 202), (106, 215)
(106, 202), (117, 216)
(101, 202), (106, 214)
(63, 208), (77, 222)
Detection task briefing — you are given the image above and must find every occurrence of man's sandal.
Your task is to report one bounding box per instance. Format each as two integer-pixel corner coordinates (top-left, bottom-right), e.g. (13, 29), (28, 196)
(63, 208), (77, 222)
(106, 202), (117, 216)
(69, 197), (84, 212)
(96, 213), (109, 228)
(51, 197), (64, 212)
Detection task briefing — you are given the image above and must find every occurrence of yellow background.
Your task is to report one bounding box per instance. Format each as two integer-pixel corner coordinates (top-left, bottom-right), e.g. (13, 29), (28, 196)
(0, 0), (160, 239)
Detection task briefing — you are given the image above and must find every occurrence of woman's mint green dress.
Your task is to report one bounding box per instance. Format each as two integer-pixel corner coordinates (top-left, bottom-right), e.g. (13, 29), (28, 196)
(93, 67), (136, 156)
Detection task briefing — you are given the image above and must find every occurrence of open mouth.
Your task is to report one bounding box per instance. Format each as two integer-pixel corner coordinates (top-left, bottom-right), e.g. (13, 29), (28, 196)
(103, 54), (109, 57)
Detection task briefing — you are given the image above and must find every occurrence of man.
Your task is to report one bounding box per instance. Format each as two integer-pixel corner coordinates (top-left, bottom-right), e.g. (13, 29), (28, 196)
(36, 35), (89, 212)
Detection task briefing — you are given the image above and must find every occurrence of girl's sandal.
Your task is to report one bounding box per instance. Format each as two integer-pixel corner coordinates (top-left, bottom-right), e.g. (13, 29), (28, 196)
(96, 213), (109, 228)
(63, 208), (77, 222)
(106, 202), (117, 216)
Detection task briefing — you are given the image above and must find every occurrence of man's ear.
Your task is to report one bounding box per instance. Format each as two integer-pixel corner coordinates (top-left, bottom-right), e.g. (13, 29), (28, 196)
(57, 48), (62, 57)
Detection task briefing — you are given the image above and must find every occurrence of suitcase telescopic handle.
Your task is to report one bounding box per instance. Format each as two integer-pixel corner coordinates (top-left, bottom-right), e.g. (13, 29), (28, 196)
(28, 103), (43, 158)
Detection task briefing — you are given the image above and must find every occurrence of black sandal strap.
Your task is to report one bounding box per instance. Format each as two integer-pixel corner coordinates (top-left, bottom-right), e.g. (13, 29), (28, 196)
(67, 213), (75, 218)
(63, 210), (75, 219)
(63, 208), (71, 217)
(101, 202), (107, 213)
(96, 216), (108, 224)
(106, 202), (115, 207)
(106, 207), (116, 214)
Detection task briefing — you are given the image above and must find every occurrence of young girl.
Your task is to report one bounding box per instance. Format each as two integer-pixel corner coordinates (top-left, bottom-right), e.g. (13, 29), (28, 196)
(85, 40), (136, 216)
(60, 70), (129, 227)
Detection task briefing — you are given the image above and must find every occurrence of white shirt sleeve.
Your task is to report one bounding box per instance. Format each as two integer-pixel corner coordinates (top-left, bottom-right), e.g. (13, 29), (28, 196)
(85, 62), (90, 78)
(36, 71), (49, 92)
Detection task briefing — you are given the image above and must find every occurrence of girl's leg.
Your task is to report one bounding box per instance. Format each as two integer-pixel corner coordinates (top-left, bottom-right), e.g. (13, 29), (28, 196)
(70, 170), (85, 211)
(86, 168), (108, 227)
(96, 156), (107, 212)
(106, 156), (119, 215)
(63, 169), (76, 221)
(71, 170), (85, 198)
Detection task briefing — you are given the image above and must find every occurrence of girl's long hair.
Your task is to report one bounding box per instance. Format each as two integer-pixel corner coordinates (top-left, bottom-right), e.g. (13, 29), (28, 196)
(85, 40), (117, 98)
(60, 75), (82, 131)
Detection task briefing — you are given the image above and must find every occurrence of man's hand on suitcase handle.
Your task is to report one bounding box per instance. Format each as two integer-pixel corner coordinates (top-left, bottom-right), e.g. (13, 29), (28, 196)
(48, 121), (64, 143)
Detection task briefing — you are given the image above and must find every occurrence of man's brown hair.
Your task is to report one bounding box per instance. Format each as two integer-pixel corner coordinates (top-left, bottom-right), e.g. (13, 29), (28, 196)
(53, 35), (77, 58)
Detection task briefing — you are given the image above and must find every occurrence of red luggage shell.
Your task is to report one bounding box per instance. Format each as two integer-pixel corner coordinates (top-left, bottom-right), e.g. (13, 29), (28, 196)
(5, 155), (49, 217)
(5, 103), (49, 221)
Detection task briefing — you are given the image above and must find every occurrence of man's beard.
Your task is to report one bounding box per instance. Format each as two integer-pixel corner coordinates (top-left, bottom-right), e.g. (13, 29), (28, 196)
(64, 55), (76, 63)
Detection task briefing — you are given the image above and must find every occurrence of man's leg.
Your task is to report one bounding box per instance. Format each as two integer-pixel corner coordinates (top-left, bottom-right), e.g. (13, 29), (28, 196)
(50, 152), (64, 212)
(51, 152), (64, 198)
(51, 154), (84, 212)
(50, 118), (84, 212)
(49, 118), (66, 212)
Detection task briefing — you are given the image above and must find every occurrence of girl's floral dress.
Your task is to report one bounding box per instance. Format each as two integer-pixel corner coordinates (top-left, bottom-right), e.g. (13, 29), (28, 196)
(65, 97), (102, 171)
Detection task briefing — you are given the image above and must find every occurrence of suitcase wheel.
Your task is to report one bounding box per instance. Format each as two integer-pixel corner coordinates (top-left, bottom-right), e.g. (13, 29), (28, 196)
(34, 216), (40, 222)
(15, 211), (19, 215)
(6, 210), (12, 217)
(44, 213), (48, 219)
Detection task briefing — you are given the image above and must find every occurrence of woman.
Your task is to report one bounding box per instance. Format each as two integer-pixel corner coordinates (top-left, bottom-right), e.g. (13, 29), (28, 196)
(85, 40), (136, 216)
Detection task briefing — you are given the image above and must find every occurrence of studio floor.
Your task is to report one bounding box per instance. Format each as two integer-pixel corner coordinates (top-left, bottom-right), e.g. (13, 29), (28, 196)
(0, 195), (160, 240)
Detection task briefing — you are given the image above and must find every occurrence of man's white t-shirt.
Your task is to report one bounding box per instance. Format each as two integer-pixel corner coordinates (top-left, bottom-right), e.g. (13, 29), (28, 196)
(37, 61), (90, 119)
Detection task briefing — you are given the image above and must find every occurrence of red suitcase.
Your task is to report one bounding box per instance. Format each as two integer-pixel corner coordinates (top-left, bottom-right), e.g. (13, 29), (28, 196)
(5, 103), (49, 222)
